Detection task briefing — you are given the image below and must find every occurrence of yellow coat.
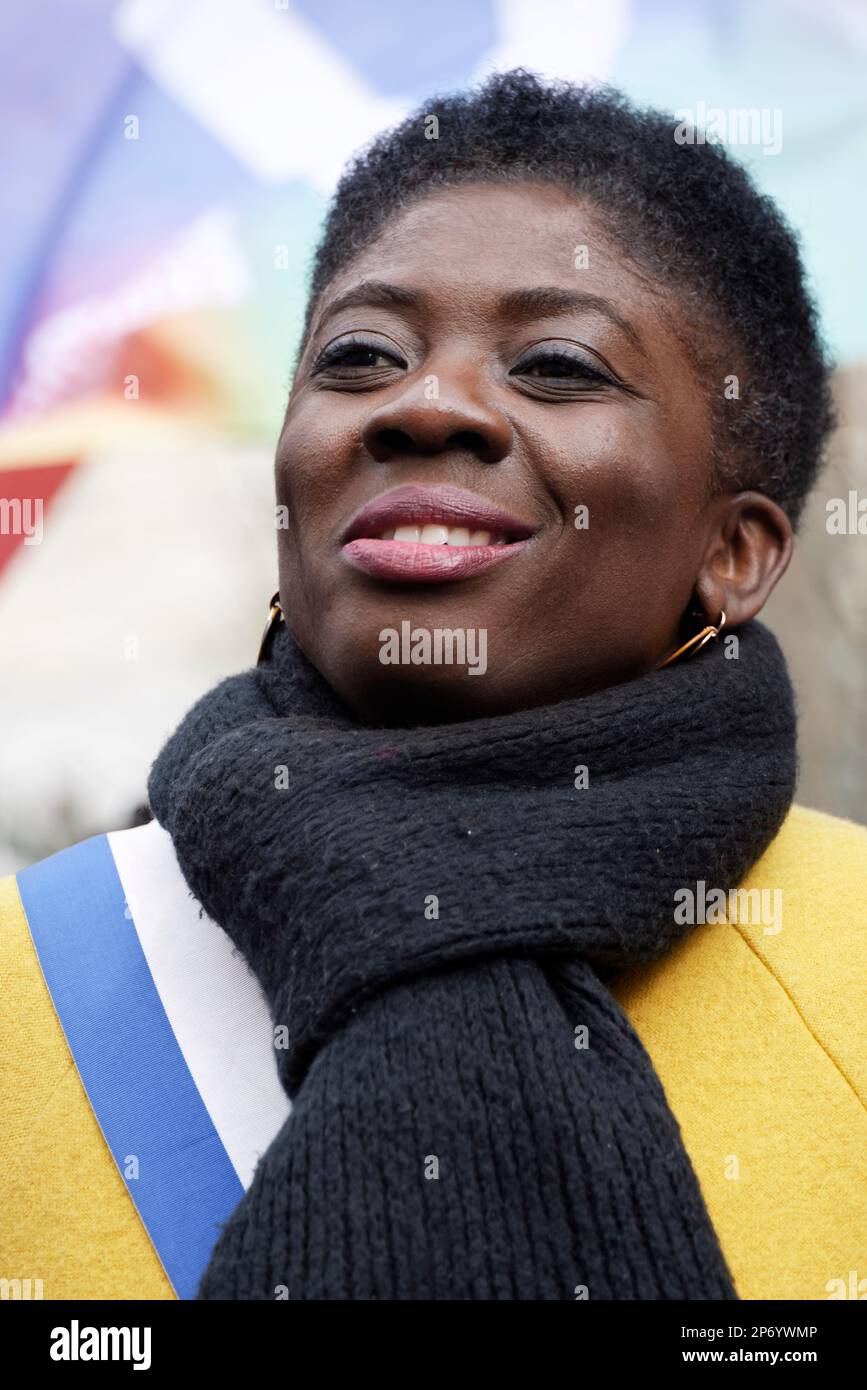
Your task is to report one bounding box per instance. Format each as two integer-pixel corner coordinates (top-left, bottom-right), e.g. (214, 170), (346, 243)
(1, 803), (865, 1300)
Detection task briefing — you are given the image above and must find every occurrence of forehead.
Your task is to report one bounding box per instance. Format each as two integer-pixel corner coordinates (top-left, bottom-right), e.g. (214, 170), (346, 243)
(315, 181), (677, 335)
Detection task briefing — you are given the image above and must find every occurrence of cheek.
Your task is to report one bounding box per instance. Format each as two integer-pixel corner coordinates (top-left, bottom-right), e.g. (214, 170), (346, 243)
(544, 409), (699, 539)
(534, 410), (706, 652)
(272, 391), (358, 500)
(275, 401), (356, 528)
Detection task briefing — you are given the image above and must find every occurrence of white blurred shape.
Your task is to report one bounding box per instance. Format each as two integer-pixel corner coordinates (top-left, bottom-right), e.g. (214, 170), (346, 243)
(0, 439), (276, 873)
(113, 0), (408, 191)
(475, 0), (633, 85)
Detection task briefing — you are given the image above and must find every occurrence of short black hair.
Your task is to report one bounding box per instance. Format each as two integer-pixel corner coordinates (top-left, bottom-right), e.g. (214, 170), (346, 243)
(300, 68), (834, 528)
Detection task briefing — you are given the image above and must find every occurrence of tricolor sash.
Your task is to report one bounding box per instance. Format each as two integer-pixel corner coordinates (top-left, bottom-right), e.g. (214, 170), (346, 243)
(16, 824), (290, 1299)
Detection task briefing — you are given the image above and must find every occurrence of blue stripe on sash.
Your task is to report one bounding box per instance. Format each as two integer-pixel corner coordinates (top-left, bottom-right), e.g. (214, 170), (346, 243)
(17, 834), (244, 1300)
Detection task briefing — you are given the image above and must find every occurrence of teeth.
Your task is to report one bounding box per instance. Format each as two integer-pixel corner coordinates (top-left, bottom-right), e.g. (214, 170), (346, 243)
(379, 524), (501, 546)
(420, 524), (450, 545)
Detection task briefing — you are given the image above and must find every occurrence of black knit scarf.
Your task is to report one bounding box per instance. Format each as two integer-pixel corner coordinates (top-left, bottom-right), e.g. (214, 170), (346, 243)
(148, 618), (796, 1300)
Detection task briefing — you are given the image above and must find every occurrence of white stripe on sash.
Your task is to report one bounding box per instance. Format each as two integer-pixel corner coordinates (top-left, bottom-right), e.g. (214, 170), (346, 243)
(17, 824), (290, 1299)
(109, 820), (290, 1191)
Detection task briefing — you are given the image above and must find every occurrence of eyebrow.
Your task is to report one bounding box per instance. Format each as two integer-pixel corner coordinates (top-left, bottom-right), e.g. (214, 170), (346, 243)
(315, 280), (420, 330)
(497, 287), (646, 356)
(314, 279), (647, 356)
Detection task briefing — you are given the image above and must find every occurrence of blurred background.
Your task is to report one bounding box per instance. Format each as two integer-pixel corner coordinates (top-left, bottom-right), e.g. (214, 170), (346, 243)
(1, 0), (865, 872)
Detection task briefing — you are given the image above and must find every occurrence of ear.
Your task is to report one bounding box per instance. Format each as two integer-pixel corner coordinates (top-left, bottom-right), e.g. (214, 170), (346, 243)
(693, 491), (793, 627)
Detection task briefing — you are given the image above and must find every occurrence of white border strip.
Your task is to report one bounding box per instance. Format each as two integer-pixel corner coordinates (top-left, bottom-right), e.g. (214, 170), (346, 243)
(108, 820), (290, 1189)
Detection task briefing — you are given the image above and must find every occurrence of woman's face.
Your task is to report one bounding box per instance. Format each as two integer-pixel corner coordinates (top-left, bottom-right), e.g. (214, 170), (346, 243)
(275, 181), (785, 722)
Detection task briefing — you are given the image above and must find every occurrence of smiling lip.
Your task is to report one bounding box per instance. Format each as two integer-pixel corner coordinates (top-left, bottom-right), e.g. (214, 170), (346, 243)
(340, 484), (536, 585)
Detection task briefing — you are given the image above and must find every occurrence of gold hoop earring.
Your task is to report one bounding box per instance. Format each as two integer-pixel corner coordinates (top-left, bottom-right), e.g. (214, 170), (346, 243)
(256, 591), (283, 666)
(657, 610), (726, 670)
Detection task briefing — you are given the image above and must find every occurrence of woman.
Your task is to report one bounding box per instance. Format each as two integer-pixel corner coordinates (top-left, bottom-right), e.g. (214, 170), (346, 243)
(2, 71), (865, 1302)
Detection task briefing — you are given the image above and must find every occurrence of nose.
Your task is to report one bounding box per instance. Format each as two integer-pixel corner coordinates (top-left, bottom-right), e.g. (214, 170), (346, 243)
(361, 363), (513, 466)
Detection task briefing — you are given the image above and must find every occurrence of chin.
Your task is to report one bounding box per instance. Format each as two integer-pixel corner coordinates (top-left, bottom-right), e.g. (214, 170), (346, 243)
(290, 586), (505, 723)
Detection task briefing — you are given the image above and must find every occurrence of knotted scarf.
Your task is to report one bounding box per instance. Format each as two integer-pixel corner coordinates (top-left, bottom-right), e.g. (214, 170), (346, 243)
(148, 618), (796, 1300)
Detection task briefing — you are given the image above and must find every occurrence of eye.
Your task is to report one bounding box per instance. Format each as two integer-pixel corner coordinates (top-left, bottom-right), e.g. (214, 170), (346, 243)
(510, 344), (614, 392)
(311, 333), (407, 379)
